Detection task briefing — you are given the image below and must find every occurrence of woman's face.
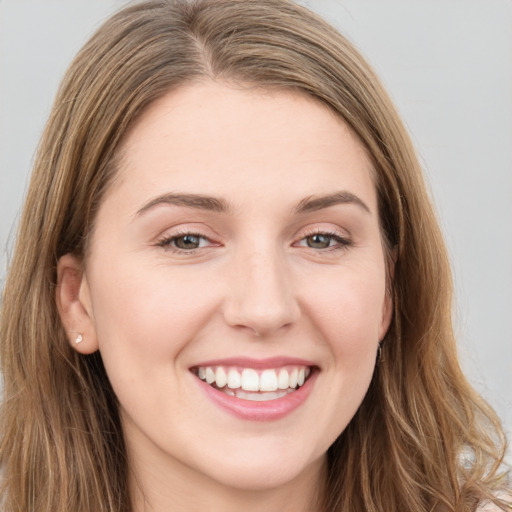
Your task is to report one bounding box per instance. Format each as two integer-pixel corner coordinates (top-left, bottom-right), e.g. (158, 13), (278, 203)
(60, 81), (392, 494)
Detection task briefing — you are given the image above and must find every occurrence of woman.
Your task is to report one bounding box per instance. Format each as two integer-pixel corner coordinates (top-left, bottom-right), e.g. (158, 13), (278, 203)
(0, 1), (509, 510)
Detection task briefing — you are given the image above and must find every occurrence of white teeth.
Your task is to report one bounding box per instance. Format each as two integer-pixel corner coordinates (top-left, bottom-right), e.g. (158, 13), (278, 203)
(195, 364), (312, 395)
(205, 367), (215, 384)
(215, 367), (227, 388)
(241, 368), (259, 391)
(227, 368), (241, 389)
(297, 368), (305, 386)
(289, 368), (298, 388)
(259, 369), (278, 392)
(278, 368), (290, 389)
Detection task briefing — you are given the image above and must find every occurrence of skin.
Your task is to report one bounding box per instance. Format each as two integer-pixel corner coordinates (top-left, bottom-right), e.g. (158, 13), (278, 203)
(57, 81), (393, 512)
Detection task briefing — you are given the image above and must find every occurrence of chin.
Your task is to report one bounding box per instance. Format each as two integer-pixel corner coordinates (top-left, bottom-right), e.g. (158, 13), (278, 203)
(187, 437), (327, 492)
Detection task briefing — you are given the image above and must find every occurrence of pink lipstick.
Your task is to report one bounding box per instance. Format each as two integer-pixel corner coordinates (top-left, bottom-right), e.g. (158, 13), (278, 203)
(190, 358), (317, 421)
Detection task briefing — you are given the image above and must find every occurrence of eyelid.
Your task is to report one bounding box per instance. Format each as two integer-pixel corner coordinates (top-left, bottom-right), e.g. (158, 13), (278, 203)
(156, 227), (220, 254)
(293, 226), (353, 251)
(154, 223), (352, 255)
(296, 224), (351, 240)
(154, 221), (221, 242)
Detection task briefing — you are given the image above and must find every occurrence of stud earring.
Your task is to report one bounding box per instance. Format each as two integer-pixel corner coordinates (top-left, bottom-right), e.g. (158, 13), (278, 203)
(74, 333), (83, 344)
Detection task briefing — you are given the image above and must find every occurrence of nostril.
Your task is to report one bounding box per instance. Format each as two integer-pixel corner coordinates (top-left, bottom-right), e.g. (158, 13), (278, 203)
(223, 300), (300, 337)
(222, 258), (300, 335)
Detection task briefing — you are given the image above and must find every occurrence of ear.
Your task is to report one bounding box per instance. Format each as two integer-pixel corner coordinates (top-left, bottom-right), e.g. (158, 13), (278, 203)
(378, 290), (394, 342)
(56, 254), (99, 354)
(378, 245), (397, 341)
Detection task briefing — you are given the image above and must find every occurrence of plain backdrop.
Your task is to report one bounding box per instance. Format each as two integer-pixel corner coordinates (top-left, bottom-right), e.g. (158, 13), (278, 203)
(0, 0), (511, 449)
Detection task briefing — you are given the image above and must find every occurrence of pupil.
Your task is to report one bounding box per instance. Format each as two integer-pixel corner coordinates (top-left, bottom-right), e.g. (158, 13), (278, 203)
(176, 235), (199, 249)
(307, 234), (330, 249)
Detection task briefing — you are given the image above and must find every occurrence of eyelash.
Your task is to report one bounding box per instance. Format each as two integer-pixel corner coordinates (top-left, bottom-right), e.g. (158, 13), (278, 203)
(296, 229), (352, 252)
(156, 230), (212, 254)
(156, 229), (352, 255)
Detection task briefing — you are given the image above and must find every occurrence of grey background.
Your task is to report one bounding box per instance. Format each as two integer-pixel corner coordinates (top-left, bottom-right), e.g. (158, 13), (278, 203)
(1, 0), (511, 452)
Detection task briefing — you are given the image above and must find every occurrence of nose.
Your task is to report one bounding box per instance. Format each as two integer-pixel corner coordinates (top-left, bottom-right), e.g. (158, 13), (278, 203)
(222, 247), (300, 337)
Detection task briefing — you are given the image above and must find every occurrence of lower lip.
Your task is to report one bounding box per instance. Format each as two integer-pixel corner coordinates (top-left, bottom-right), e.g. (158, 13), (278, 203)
(195, 371), (317, 422)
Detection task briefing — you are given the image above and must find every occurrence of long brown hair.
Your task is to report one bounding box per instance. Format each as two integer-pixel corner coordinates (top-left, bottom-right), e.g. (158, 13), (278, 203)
(0, 1), (509, 510)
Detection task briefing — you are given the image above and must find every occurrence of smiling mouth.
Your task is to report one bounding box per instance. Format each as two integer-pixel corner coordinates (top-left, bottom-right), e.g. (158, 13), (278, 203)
(191, 365), (313, 402)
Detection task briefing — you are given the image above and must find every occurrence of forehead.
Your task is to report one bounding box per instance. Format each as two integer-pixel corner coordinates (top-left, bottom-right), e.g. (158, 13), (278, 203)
(107, 80), (376, 213)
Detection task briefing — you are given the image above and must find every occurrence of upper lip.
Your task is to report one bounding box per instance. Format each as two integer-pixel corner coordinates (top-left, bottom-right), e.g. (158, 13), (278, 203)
(189, 356), (317, 370)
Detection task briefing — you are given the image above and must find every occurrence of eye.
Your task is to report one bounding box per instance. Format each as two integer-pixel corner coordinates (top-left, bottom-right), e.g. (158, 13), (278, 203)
(296, 231), (352, 251)
(172, 234), (203, 250)
(305, 233), (335, 249)
(157, 232), (212, 252)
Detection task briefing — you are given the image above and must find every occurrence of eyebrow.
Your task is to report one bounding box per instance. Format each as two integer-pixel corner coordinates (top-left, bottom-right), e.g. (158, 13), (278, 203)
(294, 191), (371, 215)
(135, 193), (231, 217)
(135, 190), (371, 218)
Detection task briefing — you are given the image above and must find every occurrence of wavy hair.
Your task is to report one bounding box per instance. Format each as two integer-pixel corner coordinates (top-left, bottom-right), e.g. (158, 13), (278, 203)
(0, 1), (509, 510)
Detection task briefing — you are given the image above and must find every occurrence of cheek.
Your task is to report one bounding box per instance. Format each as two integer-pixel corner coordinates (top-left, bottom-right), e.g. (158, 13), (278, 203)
(302, 264), (387, 357)
(308, 266), (386, 429)
(86, 256), (218, 374)
(85, 259), (223, 426)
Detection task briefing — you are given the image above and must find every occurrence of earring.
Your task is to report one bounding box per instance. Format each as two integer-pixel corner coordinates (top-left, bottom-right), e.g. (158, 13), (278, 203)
(74, 333), (83, 344)
(376, 342), (383, 363)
